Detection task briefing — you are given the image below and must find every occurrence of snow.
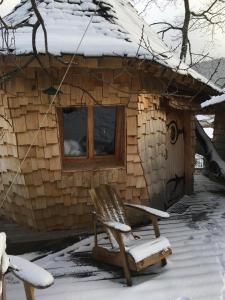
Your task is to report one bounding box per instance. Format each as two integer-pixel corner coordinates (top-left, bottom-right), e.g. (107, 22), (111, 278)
(9, 255), (54, 288)
(196, 115), (214, 124)
(103, 221), (131, 233)
(201, 94), (225, 108)
(196, 120), (225, 177)
(0, 0), (221, 93)
(204, 127), (214, 139)
(0, 233), (10, 275)
(0, 233), (6, 263)
(6, 174), (225, 300)
(196, 115), (214, 138)
(0, 232), (9, 296)
(125, 203), (170, 218)
(126, 236), (170, 263)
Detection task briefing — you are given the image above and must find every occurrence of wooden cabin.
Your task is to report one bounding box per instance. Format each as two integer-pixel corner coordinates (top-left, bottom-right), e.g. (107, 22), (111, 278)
(0, 0), (219, 231)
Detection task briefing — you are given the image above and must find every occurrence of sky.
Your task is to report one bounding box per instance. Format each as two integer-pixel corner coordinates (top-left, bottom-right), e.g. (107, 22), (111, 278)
(0, 0), (19, 16)
(1, 0), (225, 59)
(134, 0), (225, 60)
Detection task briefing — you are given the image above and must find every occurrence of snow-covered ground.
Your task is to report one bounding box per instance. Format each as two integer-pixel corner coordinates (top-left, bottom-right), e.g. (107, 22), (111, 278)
(6, 174), (225, 300)
(196, 115), (214, 139)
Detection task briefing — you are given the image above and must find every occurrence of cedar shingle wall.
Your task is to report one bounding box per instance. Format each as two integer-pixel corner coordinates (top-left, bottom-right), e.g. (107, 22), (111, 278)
(137, 94), (167, 209)
(0, 68), (150, 231)
(0, 89), (35, 226)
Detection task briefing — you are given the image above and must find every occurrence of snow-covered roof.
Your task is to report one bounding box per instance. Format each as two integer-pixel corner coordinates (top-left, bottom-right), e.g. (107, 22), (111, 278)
(0, 0), (221, 93)
(201, 94), (225, 108)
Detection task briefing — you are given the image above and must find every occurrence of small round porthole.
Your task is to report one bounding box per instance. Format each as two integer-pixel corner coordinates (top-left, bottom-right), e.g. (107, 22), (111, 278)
(168, 121), (179, 144)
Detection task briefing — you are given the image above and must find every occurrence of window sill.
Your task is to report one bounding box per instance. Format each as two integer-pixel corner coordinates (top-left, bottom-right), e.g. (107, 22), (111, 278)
(62, 159), (125, 172)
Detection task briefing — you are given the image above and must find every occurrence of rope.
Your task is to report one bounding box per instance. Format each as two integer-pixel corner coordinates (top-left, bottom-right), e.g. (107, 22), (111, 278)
(0, 3), (100, 209)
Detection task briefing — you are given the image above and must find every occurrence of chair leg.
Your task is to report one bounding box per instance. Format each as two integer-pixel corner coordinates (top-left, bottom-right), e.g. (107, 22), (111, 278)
(161, 258), (167, 266)
(122, 258), (132, 287)
(114, 231), (132, 286)
(23, 282), (35, 300)
(1, 276), (6, 300)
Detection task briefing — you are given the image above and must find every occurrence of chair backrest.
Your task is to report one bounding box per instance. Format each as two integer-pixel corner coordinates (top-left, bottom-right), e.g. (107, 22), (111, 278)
(89, 185), (134, 248)
(90, 185), (128, 224)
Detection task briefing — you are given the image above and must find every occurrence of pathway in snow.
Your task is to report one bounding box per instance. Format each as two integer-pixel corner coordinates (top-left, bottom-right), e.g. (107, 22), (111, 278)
(6, 174), (225, 300)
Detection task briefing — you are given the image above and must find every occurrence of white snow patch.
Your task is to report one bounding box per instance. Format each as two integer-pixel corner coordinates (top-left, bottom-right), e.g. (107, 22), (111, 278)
(127, 236), (170, 263)
(103, 221), (131, 233)
(9, 255), (54, 288)
(0, 233), (9, 275)
(196, 115), (214, 124)
(125, 203), (170, 218)
(201, 94), (225, 108)
(204, 127), (214, 139)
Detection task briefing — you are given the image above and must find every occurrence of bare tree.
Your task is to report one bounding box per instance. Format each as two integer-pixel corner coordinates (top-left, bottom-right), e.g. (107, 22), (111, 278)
(133, 0), (225, 63)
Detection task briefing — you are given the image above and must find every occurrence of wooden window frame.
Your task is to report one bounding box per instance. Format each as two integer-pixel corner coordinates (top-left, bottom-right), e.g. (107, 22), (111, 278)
(58, 105), (125, 169)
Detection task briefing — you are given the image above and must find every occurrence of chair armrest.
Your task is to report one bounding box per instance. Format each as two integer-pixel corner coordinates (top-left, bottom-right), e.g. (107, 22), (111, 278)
(9, 255), (54, 289)
(125, 203), (170, 218)
(101, 220), (132, 233)
(93, 212), (132, 233)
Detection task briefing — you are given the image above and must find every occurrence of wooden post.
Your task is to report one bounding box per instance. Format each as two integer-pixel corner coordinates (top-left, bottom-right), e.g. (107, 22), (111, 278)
(23, 282), (35, 300)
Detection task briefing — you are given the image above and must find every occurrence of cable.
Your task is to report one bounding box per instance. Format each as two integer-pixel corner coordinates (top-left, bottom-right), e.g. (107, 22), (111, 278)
(0, 1), (100, 209)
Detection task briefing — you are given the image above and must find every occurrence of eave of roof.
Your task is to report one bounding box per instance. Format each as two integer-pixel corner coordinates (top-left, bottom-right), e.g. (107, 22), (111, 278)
(0, 0), (222, 95)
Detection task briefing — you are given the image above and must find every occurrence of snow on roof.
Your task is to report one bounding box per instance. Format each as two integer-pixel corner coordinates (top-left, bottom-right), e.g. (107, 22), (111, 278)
(197, 114), (214, 123)
(201, 94), (225, 108)
(0, 0), (221, 92)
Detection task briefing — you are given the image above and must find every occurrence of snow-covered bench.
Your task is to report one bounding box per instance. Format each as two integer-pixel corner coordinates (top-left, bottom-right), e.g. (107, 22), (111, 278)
(0, 232), (54, 300)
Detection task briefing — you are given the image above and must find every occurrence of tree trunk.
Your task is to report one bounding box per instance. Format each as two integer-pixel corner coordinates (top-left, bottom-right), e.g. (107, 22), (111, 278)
(180, 0), (191, 61)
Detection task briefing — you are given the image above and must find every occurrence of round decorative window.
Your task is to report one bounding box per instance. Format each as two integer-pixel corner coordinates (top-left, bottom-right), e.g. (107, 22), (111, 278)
(168, 121), (179, 144)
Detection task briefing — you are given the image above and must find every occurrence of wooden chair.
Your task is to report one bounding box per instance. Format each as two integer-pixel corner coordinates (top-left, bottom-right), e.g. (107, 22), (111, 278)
(0, 232), (54, 300)
(89, 185), (172, 286)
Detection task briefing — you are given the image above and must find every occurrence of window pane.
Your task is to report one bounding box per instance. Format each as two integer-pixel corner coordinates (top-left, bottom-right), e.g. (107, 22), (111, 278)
(63, 107), (87, 157)
(94, 106), (116, 156)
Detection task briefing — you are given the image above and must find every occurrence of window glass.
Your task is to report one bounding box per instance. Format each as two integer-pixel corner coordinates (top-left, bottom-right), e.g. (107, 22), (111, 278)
(94, 106), (116, 156)
(63, 107), (87, 157)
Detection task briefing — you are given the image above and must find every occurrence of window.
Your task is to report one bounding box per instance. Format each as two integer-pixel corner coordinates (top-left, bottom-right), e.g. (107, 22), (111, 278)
(58, 106), (125, 169)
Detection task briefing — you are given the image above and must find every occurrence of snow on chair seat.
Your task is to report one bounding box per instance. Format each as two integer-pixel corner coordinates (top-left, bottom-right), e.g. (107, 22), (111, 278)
(9, 255), (54, 289)
(126, 237), (171, 270)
